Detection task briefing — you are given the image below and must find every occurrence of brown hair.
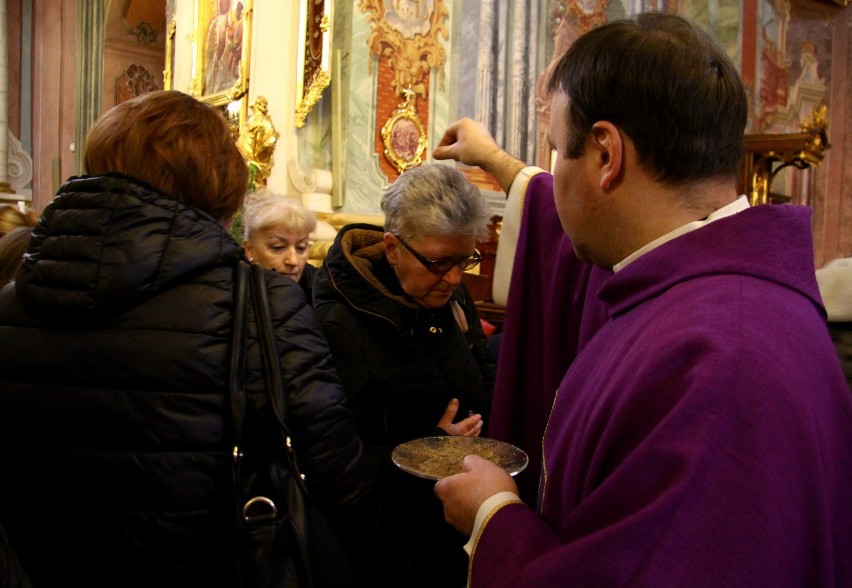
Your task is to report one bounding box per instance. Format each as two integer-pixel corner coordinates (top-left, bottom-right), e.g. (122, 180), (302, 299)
(547, 12), (747, 185)
(0, 204), (38, 237)
(83, 90), (248, 223)
(0, 225), (33, 288)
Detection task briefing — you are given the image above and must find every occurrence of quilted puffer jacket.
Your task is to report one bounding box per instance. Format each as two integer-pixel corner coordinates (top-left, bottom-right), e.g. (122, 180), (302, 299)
(311, 224), (495, 588)
(312, 224), (495, 448)
(0, 174), (376, 588)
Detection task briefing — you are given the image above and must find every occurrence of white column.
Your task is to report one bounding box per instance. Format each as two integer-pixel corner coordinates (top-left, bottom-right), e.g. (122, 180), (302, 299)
(507, 2), (528, 158)
(0, 0), (12, 193)
(525, 0), (540, 162)
(475, 0), (495, 130)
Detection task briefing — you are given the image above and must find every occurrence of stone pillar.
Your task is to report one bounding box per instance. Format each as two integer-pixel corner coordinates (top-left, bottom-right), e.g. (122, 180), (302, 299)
(0, 0), (13, 194)
(475, 0), (495, 132)
(506, 3), (529, 160)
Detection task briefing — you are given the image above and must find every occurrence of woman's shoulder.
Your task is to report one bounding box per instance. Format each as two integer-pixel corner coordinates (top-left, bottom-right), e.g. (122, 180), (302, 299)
(258, 266), (316, 323)
(313, 293), (358, 328)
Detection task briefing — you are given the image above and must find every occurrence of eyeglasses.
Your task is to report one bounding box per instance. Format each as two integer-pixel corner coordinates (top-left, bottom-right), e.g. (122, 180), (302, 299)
(393, 234), (482, 274)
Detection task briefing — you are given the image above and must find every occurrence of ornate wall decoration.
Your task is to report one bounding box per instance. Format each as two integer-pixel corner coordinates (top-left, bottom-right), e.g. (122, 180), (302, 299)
(358, 0), (449, 97)
(127, 21), (157, 44)
(295, 0), (331, 128)
(381, 88), (427, 172)
(741, 104), (830, 206)
(237, 96), (280, 191)
(164, 16), (176, 90)
(534, 0), (609, 169)
(115, 63), (159, 104)
(6, 132), (34, 193)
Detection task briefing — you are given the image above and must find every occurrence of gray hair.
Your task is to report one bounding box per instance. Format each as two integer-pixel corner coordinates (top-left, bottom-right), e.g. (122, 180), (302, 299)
(242, 191), (317, 243)
(381, 164), (490, 241)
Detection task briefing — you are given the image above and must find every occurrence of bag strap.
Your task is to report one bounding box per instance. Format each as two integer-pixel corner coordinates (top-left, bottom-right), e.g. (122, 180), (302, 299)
(249, 262), (289, 431)
(229, 260), (250, 479)
(234, 262), (349, 588)
(247, 262), (310, 494)
(228, 261), (250, 588)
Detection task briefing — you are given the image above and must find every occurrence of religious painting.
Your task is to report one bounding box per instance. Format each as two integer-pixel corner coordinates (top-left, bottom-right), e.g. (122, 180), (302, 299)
(381, 89), (427, 172)
(191, 0), (252, 112)
(295, 0), (331, 127)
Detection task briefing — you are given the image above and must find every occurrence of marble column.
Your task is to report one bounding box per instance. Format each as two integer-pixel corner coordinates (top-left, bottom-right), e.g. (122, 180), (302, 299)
(0, 0), (13, 193)
(475, 0), (496, 132)
(507, 2), (529, 160)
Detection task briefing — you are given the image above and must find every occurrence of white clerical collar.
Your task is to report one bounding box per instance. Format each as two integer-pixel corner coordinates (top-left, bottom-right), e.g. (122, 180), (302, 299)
(613, 195), (750, 272)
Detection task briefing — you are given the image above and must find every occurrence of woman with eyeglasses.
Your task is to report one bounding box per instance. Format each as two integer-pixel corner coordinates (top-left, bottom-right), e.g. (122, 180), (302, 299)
(312, 163), (496, 588)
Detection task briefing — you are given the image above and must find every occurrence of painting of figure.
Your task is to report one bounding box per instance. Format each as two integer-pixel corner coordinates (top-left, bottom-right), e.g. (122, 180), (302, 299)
(204, 0), (243, 95)
(390, 118), (421, 162)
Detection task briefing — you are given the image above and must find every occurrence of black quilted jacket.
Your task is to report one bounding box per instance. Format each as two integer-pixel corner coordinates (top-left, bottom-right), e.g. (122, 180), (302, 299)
(312, 224), (495, 448)
(311, 224), (495, 587)
(0, 174), (376, 588)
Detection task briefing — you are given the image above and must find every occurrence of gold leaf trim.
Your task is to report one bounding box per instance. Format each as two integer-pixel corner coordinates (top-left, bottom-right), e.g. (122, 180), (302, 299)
(295, 69), (331, 128)
(381, 89), (427, 173)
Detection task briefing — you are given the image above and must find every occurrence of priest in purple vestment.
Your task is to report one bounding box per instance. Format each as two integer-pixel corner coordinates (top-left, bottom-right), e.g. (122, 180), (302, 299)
(432, 12), (852, 588)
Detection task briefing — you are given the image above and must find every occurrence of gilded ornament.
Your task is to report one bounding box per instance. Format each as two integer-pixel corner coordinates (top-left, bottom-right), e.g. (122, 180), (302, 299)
(163, 17), (176, 90)
(237, 96), (280, 191)
(296, 0), (331, 127)
(295, 69), (331, 128)
(381, 88), (427, 173)
(358, 0), (449, 97)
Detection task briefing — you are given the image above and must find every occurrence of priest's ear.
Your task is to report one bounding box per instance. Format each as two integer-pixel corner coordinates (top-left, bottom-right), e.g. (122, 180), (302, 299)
(591, 121), (623, 191)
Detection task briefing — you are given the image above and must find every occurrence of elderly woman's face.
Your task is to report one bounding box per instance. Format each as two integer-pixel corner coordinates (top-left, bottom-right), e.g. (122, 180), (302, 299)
(244, 226), (311, 283)
(384, 232), (478, 309)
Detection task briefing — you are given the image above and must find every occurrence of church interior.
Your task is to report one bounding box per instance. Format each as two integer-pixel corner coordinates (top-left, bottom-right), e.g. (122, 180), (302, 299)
(1, 0), (850, 312)
(0, 0), (852, 258)
(1, 3), (851, 585)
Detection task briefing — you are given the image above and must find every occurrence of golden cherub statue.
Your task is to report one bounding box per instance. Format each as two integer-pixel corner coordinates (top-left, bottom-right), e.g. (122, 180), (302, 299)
(237, 96), (280, 190)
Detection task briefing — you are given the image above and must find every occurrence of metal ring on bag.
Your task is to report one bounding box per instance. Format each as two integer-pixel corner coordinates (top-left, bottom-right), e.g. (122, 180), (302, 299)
(243, 496), (277, 522)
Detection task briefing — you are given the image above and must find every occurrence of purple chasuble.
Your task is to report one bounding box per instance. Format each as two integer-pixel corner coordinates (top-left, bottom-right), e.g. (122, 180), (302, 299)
(473, 203), (852, 587)
(490, 172), (610, 504)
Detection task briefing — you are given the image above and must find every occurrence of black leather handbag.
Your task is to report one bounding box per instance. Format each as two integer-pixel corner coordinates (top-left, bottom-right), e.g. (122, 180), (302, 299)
(230, 261), (354, 588)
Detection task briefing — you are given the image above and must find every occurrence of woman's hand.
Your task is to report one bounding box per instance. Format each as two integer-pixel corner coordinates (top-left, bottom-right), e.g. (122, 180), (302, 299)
(437, 398), (483, 437)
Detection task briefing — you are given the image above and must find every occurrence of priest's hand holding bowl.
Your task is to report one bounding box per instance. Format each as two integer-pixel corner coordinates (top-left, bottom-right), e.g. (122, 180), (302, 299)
(434, 454), (518, 536)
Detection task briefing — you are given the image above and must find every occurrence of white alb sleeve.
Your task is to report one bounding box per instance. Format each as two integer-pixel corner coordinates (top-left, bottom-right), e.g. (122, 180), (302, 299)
(492, 166), (546, 307)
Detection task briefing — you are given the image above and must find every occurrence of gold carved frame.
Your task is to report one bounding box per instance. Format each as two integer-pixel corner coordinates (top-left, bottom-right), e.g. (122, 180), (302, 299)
(163, 16), (176, 90)
(739, 105), (831, 206)
(191, 0), (253, 130)
(381, 89), (427, 172)
(295, 0), (331, 128)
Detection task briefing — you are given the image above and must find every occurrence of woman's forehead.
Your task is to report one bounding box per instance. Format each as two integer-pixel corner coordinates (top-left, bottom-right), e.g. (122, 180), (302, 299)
(258, 226), (311, 243)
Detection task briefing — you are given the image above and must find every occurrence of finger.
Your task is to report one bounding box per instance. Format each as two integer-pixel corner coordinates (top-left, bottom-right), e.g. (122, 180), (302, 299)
(458, 414), (482, 435)
(462, 453), (487, 471)
(432, 144), (457, 160)
(463, 422), (483, 437)
(435, 120), (461, 147)
(434, 477), (447, 500)
(434, 471), (460, 499)
(438, 398), (460, 427)
(460, 413), (482, 426)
